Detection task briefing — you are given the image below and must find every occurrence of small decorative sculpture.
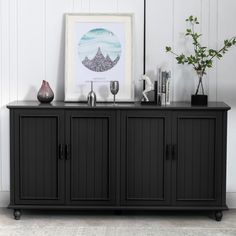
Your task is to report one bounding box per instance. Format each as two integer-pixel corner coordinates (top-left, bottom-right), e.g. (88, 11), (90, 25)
(140, 75), (154, 101)
(37, 80), (54, 103)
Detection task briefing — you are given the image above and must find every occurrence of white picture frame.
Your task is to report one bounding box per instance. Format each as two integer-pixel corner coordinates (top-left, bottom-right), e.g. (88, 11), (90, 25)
(65, 13), (133, 102)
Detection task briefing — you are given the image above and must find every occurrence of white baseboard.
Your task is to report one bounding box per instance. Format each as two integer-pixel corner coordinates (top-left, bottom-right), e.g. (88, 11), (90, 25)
(0, 192), (10, 207)
(0, 191), (236, 208)
(226, 192), (236, 209)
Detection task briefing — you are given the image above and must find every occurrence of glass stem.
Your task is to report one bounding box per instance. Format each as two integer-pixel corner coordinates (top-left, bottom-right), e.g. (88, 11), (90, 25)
(113, 95), (115, 105)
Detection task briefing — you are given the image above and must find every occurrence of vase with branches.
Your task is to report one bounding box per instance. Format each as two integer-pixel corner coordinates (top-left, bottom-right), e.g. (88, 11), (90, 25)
(166, 15), (236, 105)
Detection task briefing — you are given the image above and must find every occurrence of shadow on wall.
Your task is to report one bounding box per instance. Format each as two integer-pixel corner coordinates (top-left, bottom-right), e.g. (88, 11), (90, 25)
(98, 85), (109, 101)
(55, 15), (66, 101)
(218, 82), (236, 106)
(134, 76), (143, 101)
(174, 65), (195, 101)
(23, 86), (38, 100)
(22, 15), (66, 102)
(173, 32), (196, 101)
(145, 70), (156, 82)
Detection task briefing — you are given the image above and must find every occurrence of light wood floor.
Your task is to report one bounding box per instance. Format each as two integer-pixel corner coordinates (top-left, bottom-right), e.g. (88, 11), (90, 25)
(0, 208), (236, 236)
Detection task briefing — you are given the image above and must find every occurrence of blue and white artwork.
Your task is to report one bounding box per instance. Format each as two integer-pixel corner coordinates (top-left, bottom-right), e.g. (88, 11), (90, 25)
(69, 19), (132, 102)
(78, 28), (122, 72)
(65, 14), (133, 102)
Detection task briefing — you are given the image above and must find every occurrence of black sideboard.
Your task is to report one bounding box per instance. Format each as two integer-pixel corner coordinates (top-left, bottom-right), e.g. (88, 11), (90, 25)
(7, 101), (230, 221)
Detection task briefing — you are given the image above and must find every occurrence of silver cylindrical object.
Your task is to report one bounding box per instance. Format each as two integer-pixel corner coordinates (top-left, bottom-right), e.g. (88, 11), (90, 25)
(87, 91), (96, 106)
(161, 93), (166, 106)
(87, 81), (97, 107)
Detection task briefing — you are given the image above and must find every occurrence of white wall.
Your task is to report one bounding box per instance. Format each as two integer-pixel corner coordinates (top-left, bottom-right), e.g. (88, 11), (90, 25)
(0, 0), (236, 207)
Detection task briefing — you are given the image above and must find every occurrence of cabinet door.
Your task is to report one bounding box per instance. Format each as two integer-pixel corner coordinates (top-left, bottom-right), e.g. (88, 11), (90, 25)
(120, 111), (171, 206)
(172, 111), (223, 206)
(13, 110), (65, 205)
(65, 110), (116, 206)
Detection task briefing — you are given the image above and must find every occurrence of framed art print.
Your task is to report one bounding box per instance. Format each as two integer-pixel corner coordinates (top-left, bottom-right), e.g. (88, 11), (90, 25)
(65, 14), (133, 102)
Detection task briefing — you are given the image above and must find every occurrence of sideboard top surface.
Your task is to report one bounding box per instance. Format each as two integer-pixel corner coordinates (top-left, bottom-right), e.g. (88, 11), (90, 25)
(7, 101), (231, 110)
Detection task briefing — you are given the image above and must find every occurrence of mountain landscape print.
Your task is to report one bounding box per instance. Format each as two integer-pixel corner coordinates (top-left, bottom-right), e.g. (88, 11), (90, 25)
(78, 28), (122, 72)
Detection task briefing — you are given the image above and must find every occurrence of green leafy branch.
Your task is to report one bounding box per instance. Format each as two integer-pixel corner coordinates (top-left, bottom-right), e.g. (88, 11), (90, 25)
(165, 15), (236, 95)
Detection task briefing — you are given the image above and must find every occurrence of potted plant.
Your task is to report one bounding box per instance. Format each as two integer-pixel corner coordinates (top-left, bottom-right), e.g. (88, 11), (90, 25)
(166, 15), (236, 105)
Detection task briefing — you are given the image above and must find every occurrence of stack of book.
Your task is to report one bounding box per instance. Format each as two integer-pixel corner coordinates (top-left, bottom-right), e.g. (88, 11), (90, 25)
(157, 69), (171, 105)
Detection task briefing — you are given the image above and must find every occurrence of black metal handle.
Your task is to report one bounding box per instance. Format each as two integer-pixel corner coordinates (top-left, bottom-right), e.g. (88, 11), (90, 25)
(166, 144), (172, 160)
(172, 144), (178, 160)
(65, 144), (70, 160)
(58, 144), (64, 160)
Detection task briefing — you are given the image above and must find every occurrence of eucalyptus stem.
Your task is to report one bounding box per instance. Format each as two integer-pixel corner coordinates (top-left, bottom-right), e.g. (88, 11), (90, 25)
(195, 80), (201, 95)
(200, 78), (205, 95)
(165, 15), (236, 94)
(195, 75), (204, 95)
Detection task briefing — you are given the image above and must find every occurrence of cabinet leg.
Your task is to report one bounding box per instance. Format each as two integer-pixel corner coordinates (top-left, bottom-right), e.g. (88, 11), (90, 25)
(114, 210), (123, 215)
(13, 209), (21, 220)
(214, 211), (223, 222)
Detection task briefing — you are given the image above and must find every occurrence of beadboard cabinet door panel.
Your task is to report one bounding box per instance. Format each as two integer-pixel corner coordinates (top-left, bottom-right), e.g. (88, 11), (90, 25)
(120, 110), (172, 206)
(65, 110), (116, 206)
(172, 111), (224, 206)
(13, 109), (65, 205)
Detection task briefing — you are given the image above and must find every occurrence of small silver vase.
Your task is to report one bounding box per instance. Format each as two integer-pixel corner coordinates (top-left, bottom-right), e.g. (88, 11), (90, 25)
(37, 80), (54, 103)
(87, 81), (96, 107)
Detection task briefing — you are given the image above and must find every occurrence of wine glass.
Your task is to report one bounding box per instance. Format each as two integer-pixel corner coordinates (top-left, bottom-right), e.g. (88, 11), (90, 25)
(110, 81), (119, 105)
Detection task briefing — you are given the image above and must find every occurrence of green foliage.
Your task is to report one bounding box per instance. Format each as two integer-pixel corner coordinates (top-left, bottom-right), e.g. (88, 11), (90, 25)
(166, 15), (236, 76)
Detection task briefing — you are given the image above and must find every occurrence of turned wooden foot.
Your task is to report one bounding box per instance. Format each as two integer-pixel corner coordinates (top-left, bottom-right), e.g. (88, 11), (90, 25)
(13, 209), (21, 220)
(214, 211), (223, 221)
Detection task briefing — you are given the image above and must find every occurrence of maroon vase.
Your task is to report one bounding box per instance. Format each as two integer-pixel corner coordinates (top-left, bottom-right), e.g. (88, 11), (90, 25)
(37, 80), (54, 103)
